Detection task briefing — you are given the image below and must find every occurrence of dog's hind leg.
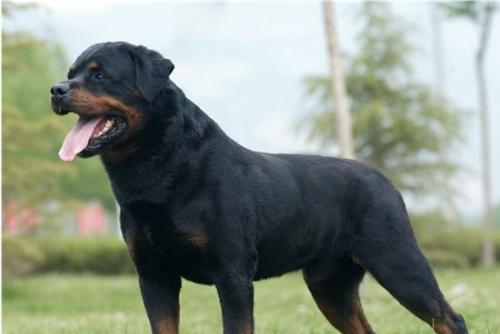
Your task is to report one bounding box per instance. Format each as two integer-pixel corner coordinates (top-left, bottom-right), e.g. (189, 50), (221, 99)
(352, 211), (468, 334)
(303, 257), (375, 334)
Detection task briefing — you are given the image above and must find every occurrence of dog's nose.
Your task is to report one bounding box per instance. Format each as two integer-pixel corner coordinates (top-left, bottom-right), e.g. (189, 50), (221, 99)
(50, 82), (70, 96)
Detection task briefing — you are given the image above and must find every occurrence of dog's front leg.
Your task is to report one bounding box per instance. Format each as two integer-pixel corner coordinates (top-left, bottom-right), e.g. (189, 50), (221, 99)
(121, 209), (181, 334)
(139, 273), (181, 334)
(215, 271), (255, 334)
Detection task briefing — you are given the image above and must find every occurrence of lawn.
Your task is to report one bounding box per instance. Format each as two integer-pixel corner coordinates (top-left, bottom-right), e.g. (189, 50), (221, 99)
(3, 268), (500, 334)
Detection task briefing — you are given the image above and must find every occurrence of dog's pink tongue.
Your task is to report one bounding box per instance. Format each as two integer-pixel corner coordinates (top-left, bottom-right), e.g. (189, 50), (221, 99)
(58, 116), (104, 162)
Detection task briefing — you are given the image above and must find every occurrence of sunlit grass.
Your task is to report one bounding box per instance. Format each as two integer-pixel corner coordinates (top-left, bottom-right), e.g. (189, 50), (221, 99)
(3, 268), (500, 333)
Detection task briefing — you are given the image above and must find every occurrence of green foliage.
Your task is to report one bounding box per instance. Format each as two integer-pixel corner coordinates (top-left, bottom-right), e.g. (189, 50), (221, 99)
(411, 211), (500, 268)
(39, 237), (134, 275)
(3, 225), (500, 278)
(2, 4), (115, 213)
(424, 250), (469, 269)
(2, 237), (134, 277)
(2, 29), (74, 204)
(440, 2), (496, 22)
(2, 237), (45, 278)
(2, 32), (66, 120)
(301, 3), (465, 196)
(496, 203), (500, 225)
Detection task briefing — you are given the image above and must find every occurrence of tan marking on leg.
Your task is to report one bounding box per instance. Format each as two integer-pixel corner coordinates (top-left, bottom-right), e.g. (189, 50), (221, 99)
(425, 305), (460, 334)
(157, 314), (179, 334)
(312, 291), (374, 334)
(238, 322), (253, 334)
(232, 315), (253, 334)
(433, 322), (454, 334)
(125, 236), (136, 262)
(185, 229), (208, 252)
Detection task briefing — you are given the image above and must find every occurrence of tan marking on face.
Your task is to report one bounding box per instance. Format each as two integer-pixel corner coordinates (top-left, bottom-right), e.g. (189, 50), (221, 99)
(70, 88), (143, 162)
(88, 61), (99, 70)
(131, 87), (142, 97)
(71, 88), (141, 132)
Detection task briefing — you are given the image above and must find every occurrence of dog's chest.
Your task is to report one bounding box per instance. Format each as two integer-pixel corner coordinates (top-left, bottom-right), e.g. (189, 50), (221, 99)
(122, 203), (213, 284)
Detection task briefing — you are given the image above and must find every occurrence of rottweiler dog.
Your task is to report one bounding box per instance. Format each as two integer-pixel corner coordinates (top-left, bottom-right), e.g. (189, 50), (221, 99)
(50, 42), (468, 334)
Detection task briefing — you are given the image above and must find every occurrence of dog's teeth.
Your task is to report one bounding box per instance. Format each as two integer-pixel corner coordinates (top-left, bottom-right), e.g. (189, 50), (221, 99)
(93, 119), (115, 138)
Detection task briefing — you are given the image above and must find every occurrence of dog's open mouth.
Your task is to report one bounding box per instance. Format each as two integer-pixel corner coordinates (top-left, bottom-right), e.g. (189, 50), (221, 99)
(59, 114), (127, 162)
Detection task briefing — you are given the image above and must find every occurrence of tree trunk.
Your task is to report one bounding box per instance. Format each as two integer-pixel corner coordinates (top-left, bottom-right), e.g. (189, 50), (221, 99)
(432, 4), (445, 94)
(477, 4), (495, 267)
(323, 1), (354, 158)
(432, 4), (459, 222)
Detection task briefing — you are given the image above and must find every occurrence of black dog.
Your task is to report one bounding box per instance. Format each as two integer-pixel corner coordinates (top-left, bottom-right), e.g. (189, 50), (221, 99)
(51, 42), (468, 334)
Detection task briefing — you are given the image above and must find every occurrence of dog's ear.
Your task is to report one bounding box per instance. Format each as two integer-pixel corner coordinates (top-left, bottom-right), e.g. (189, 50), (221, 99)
(129, 46), (174, 102)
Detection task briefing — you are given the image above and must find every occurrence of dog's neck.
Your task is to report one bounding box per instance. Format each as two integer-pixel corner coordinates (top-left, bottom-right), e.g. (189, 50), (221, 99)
(101, 81), (224, 206)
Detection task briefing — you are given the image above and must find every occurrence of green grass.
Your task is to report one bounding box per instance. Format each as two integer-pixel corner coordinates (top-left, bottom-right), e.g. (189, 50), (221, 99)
(3, 269), (500, 333)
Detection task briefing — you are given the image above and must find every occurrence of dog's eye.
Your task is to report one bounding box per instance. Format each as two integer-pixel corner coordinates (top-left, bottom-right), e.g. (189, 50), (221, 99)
(94, 73), (105, 81)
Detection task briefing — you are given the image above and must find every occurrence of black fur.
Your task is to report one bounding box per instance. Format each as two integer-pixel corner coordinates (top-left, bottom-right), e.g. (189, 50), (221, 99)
(51, 42), (468, 334)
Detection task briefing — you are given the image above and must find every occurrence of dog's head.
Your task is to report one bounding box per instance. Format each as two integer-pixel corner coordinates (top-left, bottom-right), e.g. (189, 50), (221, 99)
(50, 42), (174, 162)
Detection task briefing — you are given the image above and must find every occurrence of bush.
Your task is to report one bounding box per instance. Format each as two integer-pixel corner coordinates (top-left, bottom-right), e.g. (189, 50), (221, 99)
(412, 215), (500, 268)
(425, 250), (469, 269)
(417, 228), (484, 267)
(2, 237), (45, 278)
(38, 237), (135, 275)
(2, 236), (135, 277)
(3, 225), (500, 277)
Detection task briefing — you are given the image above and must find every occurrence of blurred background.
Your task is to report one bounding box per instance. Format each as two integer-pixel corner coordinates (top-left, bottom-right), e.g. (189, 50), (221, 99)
(2, 1), (500, 333)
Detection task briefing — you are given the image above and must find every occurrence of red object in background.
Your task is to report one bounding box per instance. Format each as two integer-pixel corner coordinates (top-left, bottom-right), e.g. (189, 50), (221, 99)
(3, 201), (40, 235)
(3, 200), (108, 236)
(77, 202), (107, 235)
